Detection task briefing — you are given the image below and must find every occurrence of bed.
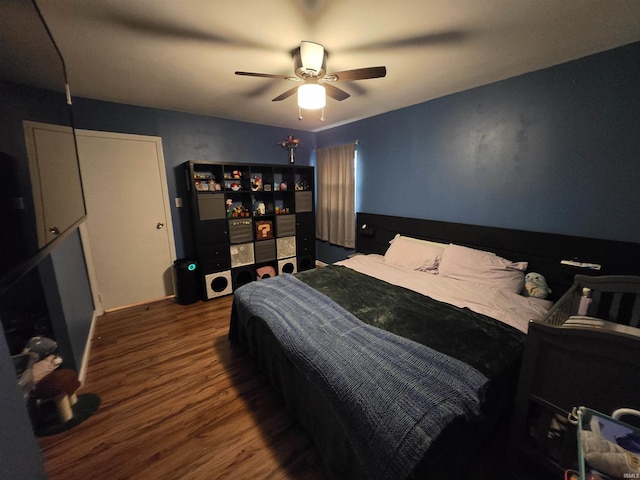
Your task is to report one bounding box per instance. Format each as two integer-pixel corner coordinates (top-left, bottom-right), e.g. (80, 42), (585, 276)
(229, 213), (640, 479)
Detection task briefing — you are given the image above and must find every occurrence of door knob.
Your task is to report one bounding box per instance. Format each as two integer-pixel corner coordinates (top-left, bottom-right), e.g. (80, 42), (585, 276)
(156, 222), (164, 229)
(49, 226), (60, 235)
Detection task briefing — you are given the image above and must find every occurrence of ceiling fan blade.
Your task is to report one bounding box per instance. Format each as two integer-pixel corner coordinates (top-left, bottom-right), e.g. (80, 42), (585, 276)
(299, 41), (325, 73)
(324, 83), (350, 101)
(235, 71), (299, 81)
(344, 31), (466, 52)
(328, 66), (387, 82)
(272, 87), (298, 102)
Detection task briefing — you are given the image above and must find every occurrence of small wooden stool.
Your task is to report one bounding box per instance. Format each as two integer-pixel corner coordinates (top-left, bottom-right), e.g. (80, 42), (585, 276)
(33, 369), (80, 423)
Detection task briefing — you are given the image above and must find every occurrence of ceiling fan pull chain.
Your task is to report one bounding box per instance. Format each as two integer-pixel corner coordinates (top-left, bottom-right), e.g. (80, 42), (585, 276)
(320, 107), (325, 122)
(298, 106), (303, 121)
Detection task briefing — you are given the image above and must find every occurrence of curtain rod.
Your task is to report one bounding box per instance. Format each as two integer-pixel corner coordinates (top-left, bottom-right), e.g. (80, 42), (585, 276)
(313, 140), (359, 152)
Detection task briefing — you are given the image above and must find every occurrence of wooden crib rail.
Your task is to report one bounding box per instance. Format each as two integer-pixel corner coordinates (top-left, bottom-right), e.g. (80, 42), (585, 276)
(544, 274), (640, 328)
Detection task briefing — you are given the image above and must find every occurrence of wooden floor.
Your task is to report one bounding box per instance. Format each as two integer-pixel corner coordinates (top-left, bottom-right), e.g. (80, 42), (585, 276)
(38, 296), (325, 480)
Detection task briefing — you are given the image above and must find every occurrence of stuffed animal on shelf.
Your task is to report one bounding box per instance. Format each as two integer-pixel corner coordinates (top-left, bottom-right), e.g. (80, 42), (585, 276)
(524, 272), (551, 299)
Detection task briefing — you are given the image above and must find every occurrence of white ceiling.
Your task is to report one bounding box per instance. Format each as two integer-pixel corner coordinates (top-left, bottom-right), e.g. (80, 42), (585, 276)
(2, 0), (640, 132)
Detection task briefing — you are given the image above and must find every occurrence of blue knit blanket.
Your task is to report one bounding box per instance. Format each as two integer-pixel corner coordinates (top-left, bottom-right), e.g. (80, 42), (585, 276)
(234, 274), (489, 480)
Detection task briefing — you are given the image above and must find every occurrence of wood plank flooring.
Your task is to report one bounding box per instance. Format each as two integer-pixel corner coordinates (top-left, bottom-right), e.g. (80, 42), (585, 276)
(37, 296), (325, 480)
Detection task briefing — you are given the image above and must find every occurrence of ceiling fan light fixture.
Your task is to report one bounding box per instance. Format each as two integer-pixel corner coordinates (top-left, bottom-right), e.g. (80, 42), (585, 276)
(298, 83), (326, 110)
(299, 41), (325, 74)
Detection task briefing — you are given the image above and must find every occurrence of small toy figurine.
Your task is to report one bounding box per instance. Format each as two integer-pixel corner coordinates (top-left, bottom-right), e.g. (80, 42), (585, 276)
(226, 198), (233, 218)
(524, 272), (551, 299)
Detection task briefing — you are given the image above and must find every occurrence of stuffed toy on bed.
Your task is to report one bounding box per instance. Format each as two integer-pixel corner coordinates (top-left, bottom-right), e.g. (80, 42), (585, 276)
(524, 272), (551, 299)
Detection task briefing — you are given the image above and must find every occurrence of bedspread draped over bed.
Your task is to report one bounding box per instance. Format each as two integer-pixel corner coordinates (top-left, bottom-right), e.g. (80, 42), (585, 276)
(234, 273), (487, 480)
(229, 266), (524, 479)
(230, 266), (527, 479)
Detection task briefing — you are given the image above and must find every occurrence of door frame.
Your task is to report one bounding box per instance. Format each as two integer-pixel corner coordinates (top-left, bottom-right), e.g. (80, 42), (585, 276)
(75, 129), (176, 315)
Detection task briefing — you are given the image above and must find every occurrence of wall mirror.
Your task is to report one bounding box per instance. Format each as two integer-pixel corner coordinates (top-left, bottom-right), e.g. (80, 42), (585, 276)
(0, 1), (86, 293)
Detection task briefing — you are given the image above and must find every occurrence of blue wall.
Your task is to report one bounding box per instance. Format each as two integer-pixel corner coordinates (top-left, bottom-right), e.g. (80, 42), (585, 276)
(72, 41), (639, 256)
(71, 100), (317, 257)
(318, 41), (640, 244)
(49, 230), (94, 369)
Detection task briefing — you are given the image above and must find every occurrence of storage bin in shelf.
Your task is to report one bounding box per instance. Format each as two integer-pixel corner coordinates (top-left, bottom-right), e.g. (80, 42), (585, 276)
(204, 270), (232, 299)
(230, 243), (254, 268)
(278, 257), (297, 275)
(277, 236), (296, 259)
(255, 220), (274, 240)
(276, 215), (296, 237)
(197, 195), (226, 221)
(295, 191), (313, 212)
(254, 240), (276, 263)
(229, 219), (253, 244)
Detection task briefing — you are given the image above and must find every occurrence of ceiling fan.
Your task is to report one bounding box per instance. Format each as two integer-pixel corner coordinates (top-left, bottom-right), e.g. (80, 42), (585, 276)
(235, 41), (386, 120)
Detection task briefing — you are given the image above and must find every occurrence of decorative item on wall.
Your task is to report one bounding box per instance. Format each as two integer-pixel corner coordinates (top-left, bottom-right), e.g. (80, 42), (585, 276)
(280, 134), (300, 164)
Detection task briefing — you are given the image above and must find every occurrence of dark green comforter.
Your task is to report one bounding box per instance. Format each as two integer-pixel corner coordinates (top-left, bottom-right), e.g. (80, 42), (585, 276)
(295, 265), (525, 379)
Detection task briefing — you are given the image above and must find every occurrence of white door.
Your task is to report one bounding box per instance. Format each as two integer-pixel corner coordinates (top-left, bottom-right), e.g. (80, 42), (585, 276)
(75, 130), (176, 312)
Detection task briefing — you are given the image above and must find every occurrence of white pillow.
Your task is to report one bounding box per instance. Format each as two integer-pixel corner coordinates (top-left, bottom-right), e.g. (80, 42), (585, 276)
(438, 244), (527, 293)
(384, 235), (444, 272)
(393, 234), (448, 250)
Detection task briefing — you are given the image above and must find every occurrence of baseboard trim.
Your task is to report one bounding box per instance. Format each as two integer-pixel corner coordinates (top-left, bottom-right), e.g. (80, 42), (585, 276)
(78, 310), (98, 385)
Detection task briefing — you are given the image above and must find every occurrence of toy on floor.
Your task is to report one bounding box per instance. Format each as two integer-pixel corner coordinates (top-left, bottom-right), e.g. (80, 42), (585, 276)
(25, 336), (58, 358)
(15, 336), (81, 424)
(33, 369), (80, 423)
(24, 336), (63, 383)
